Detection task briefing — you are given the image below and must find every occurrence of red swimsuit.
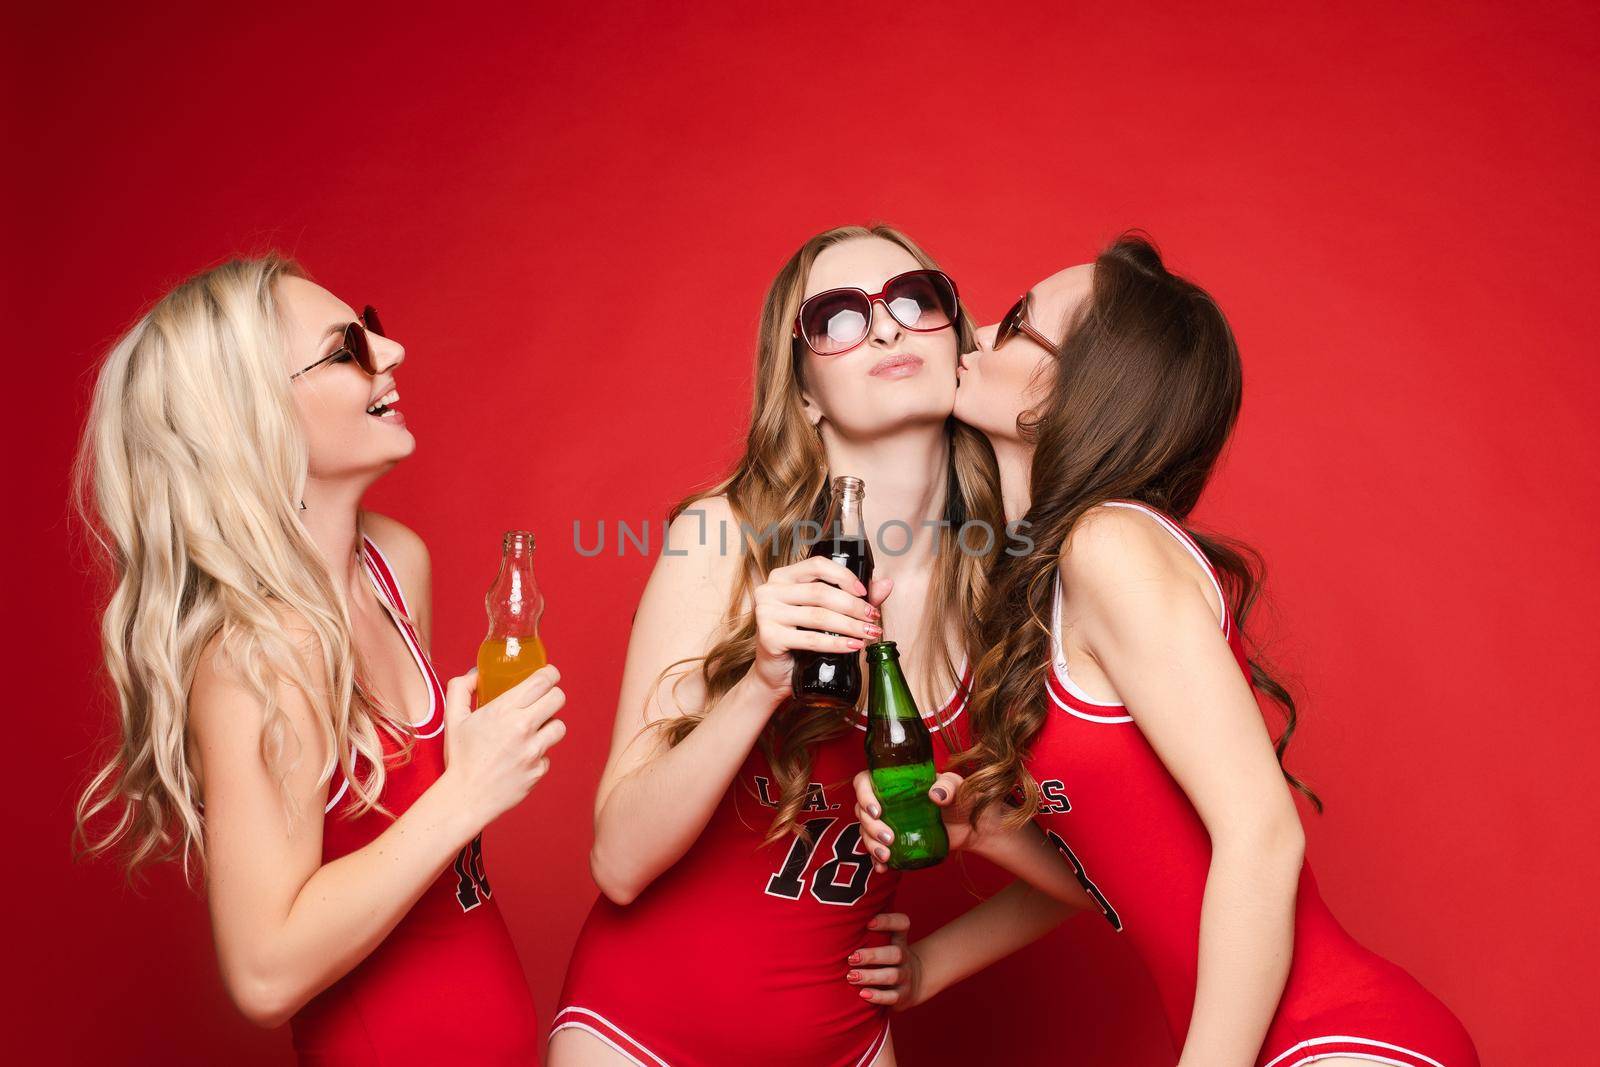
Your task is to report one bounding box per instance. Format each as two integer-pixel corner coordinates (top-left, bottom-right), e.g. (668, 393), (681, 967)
(554, 670), (970, 1067)
(1029, 501), (1478, 1067)
(289, 536), (540, 1065)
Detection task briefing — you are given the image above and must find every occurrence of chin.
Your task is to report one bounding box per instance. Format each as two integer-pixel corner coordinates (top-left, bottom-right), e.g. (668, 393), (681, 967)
(365, 436), (417, 470)
(952, 386), (979, 428)
(892, 384), (958, 419)
(953, 391), (1004, 440)
(374, 420), (417, 454)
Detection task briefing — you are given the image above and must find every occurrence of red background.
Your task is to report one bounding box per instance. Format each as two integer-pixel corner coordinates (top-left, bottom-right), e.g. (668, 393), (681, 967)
(13, 2), (1597, 1063)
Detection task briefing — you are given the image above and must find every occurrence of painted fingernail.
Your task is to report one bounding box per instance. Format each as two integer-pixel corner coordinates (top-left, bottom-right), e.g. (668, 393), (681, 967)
(877, 830), (893, 844)
(848, 639), (864, 650)
(864, 623), (883, 638)
(847, 971), (861, 983)
(875, 846), (889, 860)
(867, 605), (881, 621)
(848, 951), (862, 964)
(931, 787), (947, 801)
(867, 916), (880, 929)
(860, 989), (874, 1000)
(871, 804), (881, 819)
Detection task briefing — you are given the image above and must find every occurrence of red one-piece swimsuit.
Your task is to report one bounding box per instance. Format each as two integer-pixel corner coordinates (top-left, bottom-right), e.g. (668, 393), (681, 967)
(289, 535), (541, 1065)
(553, 667), (971, 1067)
(1030, 500), (1479, 1067)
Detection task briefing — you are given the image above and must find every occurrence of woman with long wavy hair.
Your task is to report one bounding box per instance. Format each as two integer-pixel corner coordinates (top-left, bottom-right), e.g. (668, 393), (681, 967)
(74, 257), (567, 1064)
(853, 234), (1478, 1066)
(549, 225), (1091, 1067)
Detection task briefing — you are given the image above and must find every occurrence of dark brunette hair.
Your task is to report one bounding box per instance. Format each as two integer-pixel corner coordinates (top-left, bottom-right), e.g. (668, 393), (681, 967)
(962, 232), (1320, 828)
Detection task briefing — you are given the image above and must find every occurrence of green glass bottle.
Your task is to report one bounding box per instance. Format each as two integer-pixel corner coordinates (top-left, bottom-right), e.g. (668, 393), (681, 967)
(864, 641), (948, 870)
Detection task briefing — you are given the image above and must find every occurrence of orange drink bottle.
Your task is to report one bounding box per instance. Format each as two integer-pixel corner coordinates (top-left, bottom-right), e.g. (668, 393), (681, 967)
(475, 530), (548, 705)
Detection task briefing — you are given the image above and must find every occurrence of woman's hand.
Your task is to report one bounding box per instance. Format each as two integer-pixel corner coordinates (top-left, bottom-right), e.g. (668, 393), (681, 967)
(858, 770), (1101, 913)
(440, 664), (568, 828)
(747, 555), (891, 697)
(854, 770), (979, 875)
(846, 913), (923, 1010)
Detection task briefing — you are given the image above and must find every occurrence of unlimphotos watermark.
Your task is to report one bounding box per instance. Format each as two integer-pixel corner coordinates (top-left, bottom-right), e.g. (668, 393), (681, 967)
(572, 509), (1035, 558)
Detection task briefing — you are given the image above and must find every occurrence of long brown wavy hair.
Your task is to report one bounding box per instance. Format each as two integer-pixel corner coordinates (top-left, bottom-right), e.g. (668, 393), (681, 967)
(660, 224), (1004, 843)
(962, 233), (1320, 830)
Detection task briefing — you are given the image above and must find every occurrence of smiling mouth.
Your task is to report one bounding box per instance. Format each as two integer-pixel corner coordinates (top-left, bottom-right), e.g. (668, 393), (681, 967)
(366, 388), (400, 417)
(869, 354), (924, 378)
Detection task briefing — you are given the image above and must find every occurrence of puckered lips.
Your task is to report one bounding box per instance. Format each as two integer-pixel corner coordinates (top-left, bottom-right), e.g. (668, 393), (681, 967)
(869, 353), (924, 379)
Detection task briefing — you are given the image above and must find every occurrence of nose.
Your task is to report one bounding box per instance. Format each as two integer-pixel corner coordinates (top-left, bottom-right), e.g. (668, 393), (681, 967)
(972, 321), (999, 352)
(865, 297), (903, 346)
(370, 332), (405, 374)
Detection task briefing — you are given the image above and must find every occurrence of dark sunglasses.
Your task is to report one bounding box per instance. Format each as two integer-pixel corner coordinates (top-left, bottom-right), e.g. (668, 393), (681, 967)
(995, 293), (1062, 356)
(793, 269), (960, 357)
(290, 306), (386, 380)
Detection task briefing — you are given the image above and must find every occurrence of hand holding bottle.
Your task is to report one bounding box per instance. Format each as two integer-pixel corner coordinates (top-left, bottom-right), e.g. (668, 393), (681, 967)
(747, 558), (889, 699)
(440, 665), (567, 828)
(853, 767), (970, 875)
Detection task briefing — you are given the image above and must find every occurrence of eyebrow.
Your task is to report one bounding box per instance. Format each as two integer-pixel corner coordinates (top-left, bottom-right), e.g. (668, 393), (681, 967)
(295, 325), (343, 368)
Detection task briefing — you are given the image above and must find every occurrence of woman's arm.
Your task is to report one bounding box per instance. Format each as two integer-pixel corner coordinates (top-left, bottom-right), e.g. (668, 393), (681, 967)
(195, 636), (566, 1028)
(852, 769), (1097, 911)
(589, 499), (887, 905)
(844, 769), (1095, 1005)
(850, 885), (1080, 1010)
(1064, 510), (1304, 1067)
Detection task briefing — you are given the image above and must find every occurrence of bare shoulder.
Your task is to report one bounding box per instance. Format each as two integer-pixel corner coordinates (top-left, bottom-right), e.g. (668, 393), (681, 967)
(634, 495), (746, 656)
(189, 610), (329, 763)
(361, 512), (432, 634)
(360, 511), (431, 583)
(1059, 504), (1226, 643)
(655, 494), (744, 593)
(1059, 503), (1183, 593)
(611, 495), (744, 732)
(666, 494), (738, 551)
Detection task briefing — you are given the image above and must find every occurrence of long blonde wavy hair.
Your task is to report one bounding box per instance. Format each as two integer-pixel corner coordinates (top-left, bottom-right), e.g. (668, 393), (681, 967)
(660, 225), (1004, 843)
(73, 254), (406, 875)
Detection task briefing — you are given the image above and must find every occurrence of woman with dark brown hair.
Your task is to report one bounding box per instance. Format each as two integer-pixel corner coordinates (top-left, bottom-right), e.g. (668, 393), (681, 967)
(853, 235), (1479, 1066)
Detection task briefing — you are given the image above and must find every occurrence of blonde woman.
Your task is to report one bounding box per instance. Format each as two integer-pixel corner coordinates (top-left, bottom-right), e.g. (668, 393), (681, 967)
(74, 257), (567, 1064)
(549, 226), (1087, 1067)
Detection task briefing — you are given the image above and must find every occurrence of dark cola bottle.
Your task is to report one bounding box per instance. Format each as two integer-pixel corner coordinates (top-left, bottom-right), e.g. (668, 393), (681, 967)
(791, 476), (873, 712)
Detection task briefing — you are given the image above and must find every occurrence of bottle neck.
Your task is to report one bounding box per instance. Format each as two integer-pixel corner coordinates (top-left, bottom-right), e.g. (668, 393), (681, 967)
(831, 486), (867, 541)
(487, 536), (542, 638)
(867, 649), (919, 721)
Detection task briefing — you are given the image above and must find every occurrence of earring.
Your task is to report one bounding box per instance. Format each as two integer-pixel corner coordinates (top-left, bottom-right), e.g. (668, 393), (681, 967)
(298, 499), (308, 511)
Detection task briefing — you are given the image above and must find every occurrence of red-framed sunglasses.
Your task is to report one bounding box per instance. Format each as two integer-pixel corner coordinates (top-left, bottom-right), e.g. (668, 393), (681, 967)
(793, 269), (960, 356)
(290, 306), (386, 380)
(994, 293), (1063, 355)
